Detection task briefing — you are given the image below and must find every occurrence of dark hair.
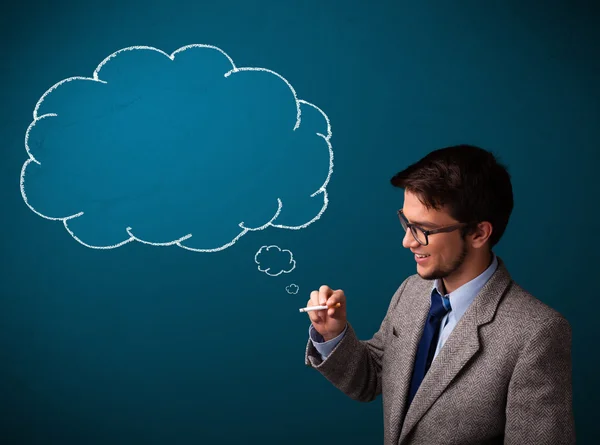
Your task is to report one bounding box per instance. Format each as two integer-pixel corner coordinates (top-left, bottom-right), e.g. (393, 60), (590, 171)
(390, 144), (513, 247)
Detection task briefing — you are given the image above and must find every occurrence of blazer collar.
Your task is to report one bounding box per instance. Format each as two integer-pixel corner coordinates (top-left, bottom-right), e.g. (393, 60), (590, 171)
(388, 257), (513, 445)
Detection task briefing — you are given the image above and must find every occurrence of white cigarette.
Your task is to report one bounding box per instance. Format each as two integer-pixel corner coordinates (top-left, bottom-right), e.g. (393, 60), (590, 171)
(299, 302), (341, 313)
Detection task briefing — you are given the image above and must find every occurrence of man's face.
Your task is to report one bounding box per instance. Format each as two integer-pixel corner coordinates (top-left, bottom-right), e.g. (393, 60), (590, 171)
(401, 190), (468, 281)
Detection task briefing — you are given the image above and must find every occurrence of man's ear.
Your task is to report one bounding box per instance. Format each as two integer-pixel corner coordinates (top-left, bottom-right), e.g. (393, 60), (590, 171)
(470, 221), (493, 249)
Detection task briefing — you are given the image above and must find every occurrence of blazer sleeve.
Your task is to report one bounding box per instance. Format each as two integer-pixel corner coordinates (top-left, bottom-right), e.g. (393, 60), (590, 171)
(304, 276), (411, 402)
(505, 316), (576, 444)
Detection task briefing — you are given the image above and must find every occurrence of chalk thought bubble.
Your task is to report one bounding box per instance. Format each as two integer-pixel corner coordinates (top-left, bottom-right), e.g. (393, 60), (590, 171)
(255, 245), (296, 277)
(286, 284), (299, 294)
(20, 44), (333, 252)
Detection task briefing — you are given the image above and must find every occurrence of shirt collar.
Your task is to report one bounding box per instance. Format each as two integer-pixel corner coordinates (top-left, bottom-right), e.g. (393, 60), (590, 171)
(433, 253), (498, 320)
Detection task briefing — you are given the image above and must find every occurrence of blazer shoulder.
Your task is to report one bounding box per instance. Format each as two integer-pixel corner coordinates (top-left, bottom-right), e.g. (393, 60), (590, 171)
(389, 273), (422, 299)
(400, 273), (431, 293)
(498, 281), (571, 329)
(386, 274), (430, 314)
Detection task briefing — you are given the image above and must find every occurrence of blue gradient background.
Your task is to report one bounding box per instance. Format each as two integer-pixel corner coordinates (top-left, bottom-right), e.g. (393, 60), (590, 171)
(1, 0), (598, 443)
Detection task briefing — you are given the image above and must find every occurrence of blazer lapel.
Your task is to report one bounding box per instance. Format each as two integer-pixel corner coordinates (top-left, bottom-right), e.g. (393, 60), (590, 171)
(397, 258), (513, 444)
(398, 301), (480, 443)
(384, 277), (431, 444)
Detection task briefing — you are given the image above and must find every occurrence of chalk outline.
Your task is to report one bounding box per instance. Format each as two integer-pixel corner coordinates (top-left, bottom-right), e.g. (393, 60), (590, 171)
(285, 284), (300, 295)
(254, 244), (296, 277)
(20, 44), (334, 252)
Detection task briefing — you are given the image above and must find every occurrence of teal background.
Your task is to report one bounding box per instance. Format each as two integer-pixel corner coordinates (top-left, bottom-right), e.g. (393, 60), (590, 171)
(1, 0), (598, 444)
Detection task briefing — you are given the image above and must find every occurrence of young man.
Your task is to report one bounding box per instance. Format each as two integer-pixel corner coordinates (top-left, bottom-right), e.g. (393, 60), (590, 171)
(304, 145), (575, 444)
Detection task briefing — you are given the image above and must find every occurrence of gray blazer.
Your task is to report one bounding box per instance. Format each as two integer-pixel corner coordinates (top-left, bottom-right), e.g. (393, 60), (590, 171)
(305, 257), (575, 444)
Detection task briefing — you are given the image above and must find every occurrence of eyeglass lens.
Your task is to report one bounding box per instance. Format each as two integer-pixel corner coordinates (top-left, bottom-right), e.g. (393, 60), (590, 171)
(399, 216), (427, 245)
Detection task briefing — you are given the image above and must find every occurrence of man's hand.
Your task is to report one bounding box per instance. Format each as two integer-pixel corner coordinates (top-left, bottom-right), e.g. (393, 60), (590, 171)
(306, 285), (347, 341)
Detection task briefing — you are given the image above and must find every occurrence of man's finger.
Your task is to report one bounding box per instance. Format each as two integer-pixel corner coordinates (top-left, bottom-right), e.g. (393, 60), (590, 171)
(308, 291), (324, 323)
(327, 289), (345, 306)
(319, 285), (332, 305)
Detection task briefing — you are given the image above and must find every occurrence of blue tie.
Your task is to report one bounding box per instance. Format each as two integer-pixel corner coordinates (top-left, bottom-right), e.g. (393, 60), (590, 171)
(407, 289), (452, 406)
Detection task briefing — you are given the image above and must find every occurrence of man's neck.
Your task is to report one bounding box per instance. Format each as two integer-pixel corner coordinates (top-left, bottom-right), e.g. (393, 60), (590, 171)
(442, 251), (493, 294)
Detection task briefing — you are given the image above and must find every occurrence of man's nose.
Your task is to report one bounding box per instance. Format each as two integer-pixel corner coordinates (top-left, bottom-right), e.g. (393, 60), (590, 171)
(402, 228), (419, 249)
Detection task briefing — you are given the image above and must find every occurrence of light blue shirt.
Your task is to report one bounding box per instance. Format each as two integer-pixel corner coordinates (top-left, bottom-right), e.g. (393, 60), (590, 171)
(309, 254), (499, 360)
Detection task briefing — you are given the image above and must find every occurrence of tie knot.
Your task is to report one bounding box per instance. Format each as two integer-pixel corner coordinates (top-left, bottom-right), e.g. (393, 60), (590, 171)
(430, 289), (451, 320)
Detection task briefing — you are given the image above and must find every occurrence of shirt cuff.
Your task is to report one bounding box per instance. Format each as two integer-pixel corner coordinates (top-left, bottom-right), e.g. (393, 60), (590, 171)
(308, 324), (348, 359)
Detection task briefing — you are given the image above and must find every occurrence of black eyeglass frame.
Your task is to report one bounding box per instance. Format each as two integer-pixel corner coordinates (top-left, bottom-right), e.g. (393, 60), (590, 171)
(397, 209), (474, 246)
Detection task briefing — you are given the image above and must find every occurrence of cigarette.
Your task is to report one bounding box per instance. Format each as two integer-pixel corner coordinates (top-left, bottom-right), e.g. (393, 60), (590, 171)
(299, 302), (342, 313)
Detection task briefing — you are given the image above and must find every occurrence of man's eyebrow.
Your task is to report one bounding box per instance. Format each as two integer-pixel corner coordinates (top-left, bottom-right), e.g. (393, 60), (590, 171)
(403, 213), (437, 228)
(411, 220), (437, 228)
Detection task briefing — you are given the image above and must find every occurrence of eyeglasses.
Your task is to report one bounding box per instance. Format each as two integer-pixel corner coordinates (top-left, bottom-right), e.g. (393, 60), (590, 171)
(397, 209), (472, 246)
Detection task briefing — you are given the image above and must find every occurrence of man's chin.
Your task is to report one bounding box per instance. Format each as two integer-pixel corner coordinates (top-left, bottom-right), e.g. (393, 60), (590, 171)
(417, 271), (436, 281)
(417, 264), (444, 281)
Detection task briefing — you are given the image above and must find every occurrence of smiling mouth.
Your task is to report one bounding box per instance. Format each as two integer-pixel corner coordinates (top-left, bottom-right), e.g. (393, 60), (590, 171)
(414, 253), (431, 265)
